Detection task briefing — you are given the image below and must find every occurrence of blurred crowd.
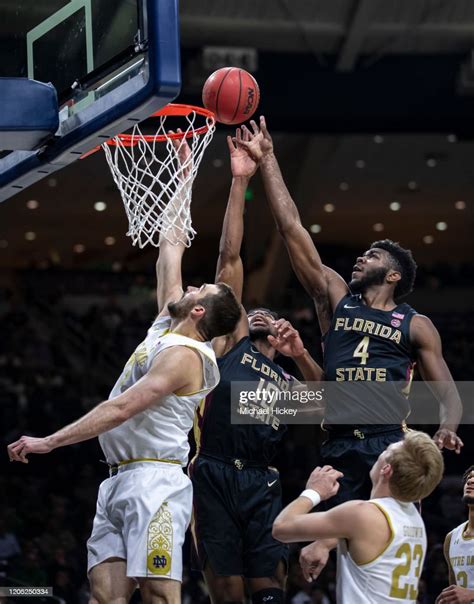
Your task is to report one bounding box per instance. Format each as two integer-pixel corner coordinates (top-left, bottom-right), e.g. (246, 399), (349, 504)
(0, 266), (473, 603)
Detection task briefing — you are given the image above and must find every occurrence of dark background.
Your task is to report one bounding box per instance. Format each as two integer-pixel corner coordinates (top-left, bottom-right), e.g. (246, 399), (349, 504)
(1, 1), (474, 602)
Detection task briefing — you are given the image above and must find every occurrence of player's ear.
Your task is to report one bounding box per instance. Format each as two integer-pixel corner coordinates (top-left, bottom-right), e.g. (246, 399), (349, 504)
(191, 305), (205, 319)
(387, 270), (401, 285)
(381, 463), (393, 480)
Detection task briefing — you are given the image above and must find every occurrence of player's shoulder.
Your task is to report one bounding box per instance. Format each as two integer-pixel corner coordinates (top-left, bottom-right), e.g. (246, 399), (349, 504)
(409, 313), (439, 341)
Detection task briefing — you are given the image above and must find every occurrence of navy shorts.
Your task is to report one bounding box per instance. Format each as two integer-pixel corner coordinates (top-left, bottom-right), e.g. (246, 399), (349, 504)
(320, 425), (405, 508)
(189, 454), (288, 578)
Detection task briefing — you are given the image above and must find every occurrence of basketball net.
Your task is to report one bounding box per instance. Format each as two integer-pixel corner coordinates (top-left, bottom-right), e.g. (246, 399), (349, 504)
(102, 104), (216, 248)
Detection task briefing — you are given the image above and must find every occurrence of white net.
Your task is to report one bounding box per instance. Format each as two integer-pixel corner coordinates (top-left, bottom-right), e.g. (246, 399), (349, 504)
(102, 107), (216, 248)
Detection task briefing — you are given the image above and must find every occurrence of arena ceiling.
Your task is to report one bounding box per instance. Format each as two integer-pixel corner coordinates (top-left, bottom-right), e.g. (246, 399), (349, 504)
(0, 0), (473, 275)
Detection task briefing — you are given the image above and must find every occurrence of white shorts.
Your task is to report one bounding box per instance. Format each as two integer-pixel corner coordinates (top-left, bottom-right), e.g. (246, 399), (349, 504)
(87, 461), (192, 580)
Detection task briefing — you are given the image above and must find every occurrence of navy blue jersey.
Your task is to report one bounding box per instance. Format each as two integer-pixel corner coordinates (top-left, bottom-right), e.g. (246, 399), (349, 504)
(194, 337), (291, 463)
(323, 294), (417, 424)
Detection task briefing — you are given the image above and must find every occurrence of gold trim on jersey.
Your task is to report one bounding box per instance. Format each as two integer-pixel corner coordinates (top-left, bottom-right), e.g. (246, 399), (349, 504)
(462, 521), (474, 540)
(356, 502), (395, 566)
(118, 457), (181, 466)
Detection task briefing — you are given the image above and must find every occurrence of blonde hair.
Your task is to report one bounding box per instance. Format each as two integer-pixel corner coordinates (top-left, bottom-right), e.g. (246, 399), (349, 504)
(387, 431), (444, 502)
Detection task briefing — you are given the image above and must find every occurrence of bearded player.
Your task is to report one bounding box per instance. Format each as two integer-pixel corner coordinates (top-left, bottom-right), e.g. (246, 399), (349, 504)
(436, 466), (474, 604)
(7, 138), (241, 604)
(189, 127), (322, 604)
(236, 116), (463, 580)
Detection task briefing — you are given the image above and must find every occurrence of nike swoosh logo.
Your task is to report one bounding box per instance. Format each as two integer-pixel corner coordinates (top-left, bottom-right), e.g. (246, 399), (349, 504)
(344, 304), (359, 309)
(268, 480), (277, 487)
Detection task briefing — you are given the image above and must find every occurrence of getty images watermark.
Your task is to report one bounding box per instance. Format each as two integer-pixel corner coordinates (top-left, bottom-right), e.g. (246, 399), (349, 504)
(231, 381), (474, 427)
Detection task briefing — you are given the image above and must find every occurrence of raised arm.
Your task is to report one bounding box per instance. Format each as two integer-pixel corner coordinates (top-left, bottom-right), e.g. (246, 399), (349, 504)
(213, 128), (258, 355)
(410, 315), (463, 453)
(215, 128), (257, 301)
(156, 132), (193, 316)
(236, 118), (348, 333)
(7, 346), (202, 462)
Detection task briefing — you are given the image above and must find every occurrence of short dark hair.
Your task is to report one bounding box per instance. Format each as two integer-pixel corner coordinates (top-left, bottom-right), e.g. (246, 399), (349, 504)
(197, 283), (241, 340)
(463, 466), (474, 485)
(370, 239), (417, 298)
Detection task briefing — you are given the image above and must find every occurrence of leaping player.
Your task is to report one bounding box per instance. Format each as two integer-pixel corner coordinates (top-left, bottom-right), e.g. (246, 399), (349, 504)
(436, 466), (474, 604)
(235, 116), (463, 581)
(190, 127), (323, 604)
(7, 138), (242, 604)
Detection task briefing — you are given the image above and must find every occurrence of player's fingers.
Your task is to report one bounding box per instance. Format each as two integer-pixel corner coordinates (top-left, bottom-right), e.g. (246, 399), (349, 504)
(241, 124), (252, 138)
(250, 119), (259, 135)
(260, 115), (270, 137)
(321, 465), (334, 472)
(226, 135), (235, 153)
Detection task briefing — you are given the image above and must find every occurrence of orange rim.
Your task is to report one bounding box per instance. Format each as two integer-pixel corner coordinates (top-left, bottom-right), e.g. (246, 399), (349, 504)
(106, 103), (215, 146)
(80, 104), (215, 158)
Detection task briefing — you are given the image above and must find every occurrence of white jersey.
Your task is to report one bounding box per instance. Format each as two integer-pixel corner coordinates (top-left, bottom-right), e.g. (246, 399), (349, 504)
(448, 521), (474, 588)
(99, 316), (219, 466)
(337, 497), (427, 603)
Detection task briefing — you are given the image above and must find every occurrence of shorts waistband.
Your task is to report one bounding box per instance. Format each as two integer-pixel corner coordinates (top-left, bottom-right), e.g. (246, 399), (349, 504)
(198, 452), (270, 471)
(105, 457), (182, 477)
(323, 423), (407, 441)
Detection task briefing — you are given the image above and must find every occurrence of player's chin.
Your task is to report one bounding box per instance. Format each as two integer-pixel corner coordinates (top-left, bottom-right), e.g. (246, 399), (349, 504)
(249, 326), (271, 341)
(348, 276), (362, 291)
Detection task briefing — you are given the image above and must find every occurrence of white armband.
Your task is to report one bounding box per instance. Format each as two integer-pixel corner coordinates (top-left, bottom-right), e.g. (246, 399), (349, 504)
(300, 489), (321, 507)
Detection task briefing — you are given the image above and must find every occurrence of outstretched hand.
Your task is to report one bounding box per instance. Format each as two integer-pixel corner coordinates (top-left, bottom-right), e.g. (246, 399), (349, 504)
(233, 116), (274, 162)
(267, 318), (305, 358)
(8, 435), (53, 463)
(227, 127), (258, 179)
(433, 428), (463, 453)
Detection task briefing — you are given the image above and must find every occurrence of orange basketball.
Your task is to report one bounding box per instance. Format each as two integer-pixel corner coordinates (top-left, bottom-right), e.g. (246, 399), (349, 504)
(202, 67), (260, 125)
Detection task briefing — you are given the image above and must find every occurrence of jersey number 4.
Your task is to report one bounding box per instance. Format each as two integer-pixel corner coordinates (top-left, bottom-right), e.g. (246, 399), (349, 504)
(390, 542), (424, 599)
(353, 336), (370, 365)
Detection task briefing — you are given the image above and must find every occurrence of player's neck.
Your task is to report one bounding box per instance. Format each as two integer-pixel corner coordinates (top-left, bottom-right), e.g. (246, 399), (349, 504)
(361, 286), (397, 311)
(370, 483), (392, 500)
(169, 318), (205, 341)
(251, 338), (276, 360)
(467, 506), (474, 534)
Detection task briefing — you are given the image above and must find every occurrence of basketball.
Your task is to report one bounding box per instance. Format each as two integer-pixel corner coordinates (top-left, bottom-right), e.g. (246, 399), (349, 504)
(202, 67), (260, 125)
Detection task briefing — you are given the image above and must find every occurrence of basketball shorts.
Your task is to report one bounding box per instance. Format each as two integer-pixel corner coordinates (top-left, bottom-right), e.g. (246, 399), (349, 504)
(320, 425), (405, 509)
(87, 461), (192, 580)
(189, 454), (288, 578)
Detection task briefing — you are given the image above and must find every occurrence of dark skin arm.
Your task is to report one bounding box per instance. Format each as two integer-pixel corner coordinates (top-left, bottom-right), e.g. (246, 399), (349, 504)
(235, 118), (349, 334)
(411, 314), (463, 453)
(213, 128), (258, 357)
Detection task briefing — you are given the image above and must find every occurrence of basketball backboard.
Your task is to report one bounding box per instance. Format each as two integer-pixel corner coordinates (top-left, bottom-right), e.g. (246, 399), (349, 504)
(0, 0), (180, 202)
